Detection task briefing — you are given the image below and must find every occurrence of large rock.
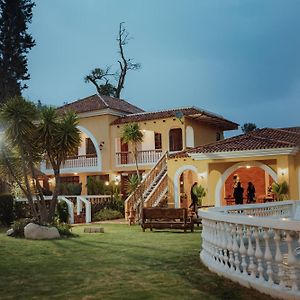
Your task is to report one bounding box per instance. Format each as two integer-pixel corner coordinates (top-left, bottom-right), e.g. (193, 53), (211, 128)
(24, 223), (60, 240)
(6, 228), (14, 236)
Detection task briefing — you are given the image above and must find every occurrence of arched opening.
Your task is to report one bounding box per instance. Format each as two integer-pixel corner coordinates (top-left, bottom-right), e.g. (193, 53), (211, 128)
(186, 126), (194, 148)
(215, 161), (278, 207)
(76, 125), (102, 170)
(173, 165), (199, 208)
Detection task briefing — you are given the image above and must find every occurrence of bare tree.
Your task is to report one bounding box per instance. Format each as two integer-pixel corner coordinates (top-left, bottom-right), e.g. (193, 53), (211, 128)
(85, 22), (140, 98)
(115, 22), (141, 98)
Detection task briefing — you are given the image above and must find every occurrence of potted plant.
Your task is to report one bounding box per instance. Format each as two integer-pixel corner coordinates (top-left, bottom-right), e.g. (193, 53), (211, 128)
(272, 181), (288, 201)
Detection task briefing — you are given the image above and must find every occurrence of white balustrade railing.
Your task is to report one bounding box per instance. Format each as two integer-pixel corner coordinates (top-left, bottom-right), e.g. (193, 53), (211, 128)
(115, 150), (163, 166)
(45, 154), (98, 170)
(199, 200), (300, 300)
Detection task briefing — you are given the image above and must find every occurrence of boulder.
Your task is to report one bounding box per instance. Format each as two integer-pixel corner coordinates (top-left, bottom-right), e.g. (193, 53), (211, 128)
(6, 228), (14, 236)
(24, 223), (60, 240)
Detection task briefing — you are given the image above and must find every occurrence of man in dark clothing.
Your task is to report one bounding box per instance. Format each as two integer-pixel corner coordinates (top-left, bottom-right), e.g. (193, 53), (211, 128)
(233, 182), (244, 205)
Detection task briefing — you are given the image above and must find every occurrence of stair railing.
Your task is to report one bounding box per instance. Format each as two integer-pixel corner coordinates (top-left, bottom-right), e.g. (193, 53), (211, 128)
(125, 151), (168, 219)
(144, 172), (168, 208)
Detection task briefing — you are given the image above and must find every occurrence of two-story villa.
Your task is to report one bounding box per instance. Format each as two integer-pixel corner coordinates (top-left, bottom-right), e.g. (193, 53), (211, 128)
(41, 93), (238, 196)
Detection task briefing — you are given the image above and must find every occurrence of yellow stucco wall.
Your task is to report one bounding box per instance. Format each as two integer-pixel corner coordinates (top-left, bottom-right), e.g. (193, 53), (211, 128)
(78, 114), (118, 172)
(185, 118), (224, 146)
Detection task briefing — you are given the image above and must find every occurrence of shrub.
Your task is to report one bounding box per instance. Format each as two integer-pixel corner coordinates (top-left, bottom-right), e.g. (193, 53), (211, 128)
(93, 209), (123, 221)
(12, 218), (32, 238)
(59, 182), (82, 195)
(55, 222), (74, 237)
(56, 201), (69, 223)
(0, 194), (14, 226)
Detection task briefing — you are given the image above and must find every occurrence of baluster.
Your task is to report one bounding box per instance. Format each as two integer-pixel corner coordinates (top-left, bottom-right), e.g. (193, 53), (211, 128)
(263, 228), (274, 284)
(216, 222), (222, 262)
(253, 227), (264, 281)
(222, 222), (229, 269)
(286, 231), (298, 291)
(227, 223), (235, 271)
(274, 229), (285, 287)
(232, 225), (241, 273)
(238, 225), (247, 274)
(246, 226), (256, 279)
(221, 222), (229, 269)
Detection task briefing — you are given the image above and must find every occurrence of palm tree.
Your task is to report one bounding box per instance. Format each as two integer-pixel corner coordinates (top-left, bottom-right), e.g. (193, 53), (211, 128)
(0, 96), (42, 220)
(0, 97), (81, 223)
(121, 123), (143, 180)
(38, 107), (81, 221)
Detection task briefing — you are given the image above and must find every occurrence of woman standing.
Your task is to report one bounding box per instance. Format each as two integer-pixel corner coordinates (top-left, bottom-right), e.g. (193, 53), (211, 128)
(247, 182), (256, 203)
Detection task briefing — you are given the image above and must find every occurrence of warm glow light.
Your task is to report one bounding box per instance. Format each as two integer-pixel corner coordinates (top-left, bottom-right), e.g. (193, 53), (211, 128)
(105, 181), (109, 186)
(246, 166), (251, 169)
(115, 181), (119, 186)
(142, 129), (146, 133)
(180, 181), (183, 185)
(74, 172), (78, 175)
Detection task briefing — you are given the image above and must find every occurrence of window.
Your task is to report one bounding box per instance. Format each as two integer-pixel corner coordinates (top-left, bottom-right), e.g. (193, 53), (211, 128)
(60, 176), (79, 184)
(154, 132), (162, 150)
(185, 126), (194, 148)
(86, 138), (96, 156)
(216, 132), (221, 141)
(169, 128), (183, 151)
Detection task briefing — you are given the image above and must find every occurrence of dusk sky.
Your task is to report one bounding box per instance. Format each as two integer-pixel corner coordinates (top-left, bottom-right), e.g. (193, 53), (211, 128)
(24, 0), (300, 135)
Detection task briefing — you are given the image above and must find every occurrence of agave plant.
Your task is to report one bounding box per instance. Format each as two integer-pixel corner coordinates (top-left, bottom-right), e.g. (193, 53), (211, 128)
(272, 181), (288, 201)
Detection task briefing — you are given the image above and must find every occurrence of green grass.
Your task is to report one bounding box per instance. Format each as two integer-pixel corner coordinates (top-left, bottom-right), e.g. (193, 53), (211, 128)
(0, 224), (271, 300)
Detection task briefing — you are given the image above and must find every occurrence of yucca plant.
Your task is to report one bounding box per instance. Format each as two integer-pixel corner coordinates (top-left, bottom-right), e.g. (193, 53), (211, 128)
(272, 181), (288, 201)
(193, 184), (207, 207)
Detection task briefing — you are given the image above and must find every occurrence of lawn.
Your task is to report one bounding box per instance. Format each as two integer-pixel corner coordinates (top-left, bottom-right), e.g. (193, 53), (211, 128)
(0, 224), (271, 300)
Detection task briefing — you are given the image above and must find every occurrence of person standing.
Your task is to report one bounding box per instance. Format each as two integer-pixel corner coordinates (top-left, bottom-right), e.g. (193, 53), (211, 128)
(247, 182), (256, 203)
(233, 182), (244, 205)
(189, 182), (198, 216)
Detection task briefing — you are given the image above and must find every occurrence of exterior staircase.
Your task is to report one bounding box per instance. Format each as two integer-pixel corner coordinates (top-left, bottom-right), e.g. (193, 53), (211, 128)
(124, 152), (168, 220)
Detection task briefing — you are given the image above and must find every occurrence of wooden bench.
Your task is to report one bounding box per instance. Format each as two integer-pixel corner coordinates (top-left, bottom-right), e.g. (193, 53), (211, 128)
(141, 208), (194, 232)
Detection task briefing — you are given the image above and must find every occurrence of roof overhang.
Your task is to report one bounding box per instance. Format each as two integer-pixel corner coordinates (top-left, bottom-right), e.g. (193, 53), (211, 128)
(188, 147), (299, 161)
(77, 108), (128, 119)
(186, 114), (238, 131)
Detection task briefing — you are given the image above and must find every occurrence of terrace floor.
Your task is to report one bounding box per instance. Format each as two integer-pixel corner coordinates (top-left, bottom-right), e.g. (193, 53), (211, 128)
(0, 224), (273, 300)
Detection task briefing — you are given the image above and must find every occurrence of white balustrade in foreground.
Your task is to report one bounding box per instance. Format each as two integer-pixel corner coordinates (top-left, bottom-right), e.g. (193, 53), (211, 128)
(199, 200), (300, 300)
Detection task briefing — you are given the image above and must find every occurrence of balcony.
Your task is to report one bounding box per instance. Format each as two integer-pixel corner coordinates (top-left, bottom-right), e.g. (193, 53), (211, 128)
(115, 150), (163, 166)
(41, 154), (99, 174)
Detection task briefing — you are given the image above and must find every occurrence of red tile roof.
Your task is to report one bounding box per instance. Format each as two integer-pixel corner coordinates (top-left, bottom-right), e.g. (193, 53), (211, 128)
(171, 127), (300, 158)
(57, 94), (144, 115)
(111, 107), (238, 130)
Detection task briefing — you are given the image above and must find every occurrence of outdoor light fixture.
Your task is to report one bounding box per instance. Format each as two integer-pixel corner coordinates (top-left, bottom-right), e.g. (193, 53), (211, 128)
(105, 181), (109, 186)
(198, 172), (207, 180)
(74, 172), (78, 175)
(246, 165), (251, 169)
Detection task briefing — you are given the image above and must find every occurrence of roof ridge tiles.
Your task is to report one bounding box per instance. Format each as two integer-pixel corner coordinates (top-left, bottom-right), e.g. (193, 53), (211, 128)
(97, 94), (109, 107)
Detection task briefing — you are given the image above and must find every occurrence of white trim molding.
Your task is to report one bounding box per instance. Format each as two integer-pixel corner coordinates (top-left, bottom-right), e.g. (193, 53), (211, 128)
(189, 147), (299, 160)
(214, 161), (278, 207)
(173, 165), (199, 208)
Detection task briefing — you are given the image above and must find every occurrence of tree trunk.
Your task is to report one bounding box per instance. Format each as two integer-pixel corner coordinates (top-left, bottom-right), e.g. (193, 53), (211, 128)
(48, 169), (60, 223)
